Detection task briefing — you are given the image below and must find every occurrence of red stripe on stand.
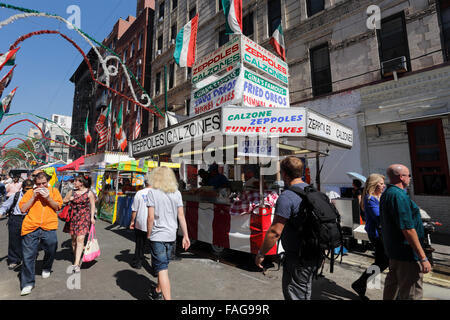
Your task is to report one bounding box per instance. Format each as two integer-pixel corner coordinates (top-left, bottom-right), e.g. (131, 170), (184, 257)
(250, 207), (277, 255)
(212, 204), (231, 248)
(185, 201), (198, 240)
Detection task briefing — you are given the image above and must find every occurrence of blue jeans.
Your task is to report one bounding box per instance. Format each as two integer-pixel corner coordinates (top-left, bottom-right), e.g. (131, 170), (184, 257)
(150, 241), (174, 273)
(8, 214), (25, 265)
(21, 228), (58, 289)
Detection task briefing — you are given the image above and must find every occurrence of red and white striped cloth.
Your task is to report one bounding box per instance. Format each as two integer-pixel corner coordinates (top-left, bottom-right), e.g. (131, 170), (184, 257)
(183, 199), (283, 255)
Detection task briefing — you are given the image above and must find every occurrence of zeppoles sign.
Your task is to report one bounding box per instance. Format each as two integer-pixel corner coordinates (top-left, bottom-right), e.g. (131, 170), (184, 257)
(241, 35), (288, 85)
(131, 112), (221, 156)
(307, 111), (353, 147)
(192, 36), (240, 85)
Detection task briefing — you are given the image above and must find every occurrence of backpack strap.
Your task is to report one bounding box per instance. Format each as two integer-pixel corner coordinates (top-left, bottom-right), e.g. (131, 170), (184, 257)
(7, 191), (21, 216)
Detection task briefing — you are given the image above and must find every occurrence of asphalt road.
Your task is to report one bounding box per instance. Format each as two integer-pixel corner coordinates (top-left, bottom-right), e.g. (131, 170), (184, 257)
(0, 217), (448, 300)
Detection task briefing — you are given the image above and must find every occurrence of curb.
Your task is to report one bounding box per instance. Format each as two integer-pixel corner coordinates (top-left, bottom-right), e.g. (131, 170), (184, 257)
(340, 254), (450, 289)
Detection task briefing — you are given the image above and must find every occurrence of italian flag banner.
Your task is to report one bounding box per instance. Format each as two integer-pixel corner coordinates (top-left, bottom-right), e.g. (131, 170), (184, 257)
(0, 48), (19, 72)
(174, 14), (199, 68)
(115, 103), (124, 140)
(118, 129), (128, 152)
(0, 65), (16, 98)
(84, 111), (92, 144)
(0, 87), (17, 114)
(270, 22), (286, 61)
(222, 0), (242, 34)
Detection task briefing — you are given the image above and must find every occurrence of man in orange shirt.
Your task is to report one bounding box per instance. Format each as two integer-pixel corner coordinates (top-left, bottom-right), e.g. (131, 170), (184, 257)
(19, 172), (63, 296)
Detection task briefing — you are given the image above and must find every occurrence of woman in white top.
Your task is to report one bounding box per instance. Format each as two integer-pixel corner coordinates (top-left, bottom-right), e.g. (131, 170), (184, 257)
(147, 166), (190, 300)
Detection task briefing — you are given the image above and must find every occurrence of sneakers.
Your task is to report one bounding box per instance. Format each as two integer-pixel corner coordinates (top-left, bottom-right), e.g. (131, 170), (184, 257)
(20, 285), (33, 296)
(149, 287), (163, 300)
(8, 262), (21, 270)
(71, 265), (81, 273)
(42, 270), (51, 278)
(131, 259), (142, 269)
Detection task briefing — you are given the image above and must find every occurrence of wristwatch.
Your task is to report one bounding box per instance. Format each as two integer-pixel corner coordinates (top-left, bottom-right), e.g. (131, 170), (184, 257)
(420, 257), (428, 263)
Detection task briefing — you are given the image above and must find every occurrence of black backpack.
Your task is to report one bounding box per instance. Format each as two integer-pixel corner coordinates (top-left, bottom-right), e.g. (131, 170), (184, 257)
(288, 185), (344, 275)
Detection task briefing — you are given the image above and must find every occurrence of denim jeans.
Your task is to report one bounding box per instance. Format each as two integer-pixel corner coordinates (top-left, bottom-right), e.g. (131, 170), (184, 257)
(150, 241), (175, 273)
(134, 229), (147, 263)
(282, 254), (320, 300)
(7, 214), (25, 265)
(21, 228), (58, 289)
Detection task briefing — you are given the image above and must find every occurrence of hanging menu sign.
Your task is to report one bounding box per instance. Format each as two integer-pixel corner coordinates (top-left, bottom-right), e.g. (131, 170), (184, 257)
(241, 35), (289, 85)
(192, 36), (241, 85)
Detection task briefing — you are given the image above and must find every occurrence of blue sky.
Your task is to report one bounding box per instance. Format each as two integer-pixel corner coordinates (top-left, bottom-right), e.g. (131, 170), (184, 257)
(0, 0), (136, 146)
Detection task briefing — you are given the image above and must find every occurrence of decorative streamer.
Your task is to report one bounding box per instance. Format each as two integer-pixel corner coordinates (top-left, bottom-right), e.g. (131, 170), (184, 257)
(0, 4), (165, 118)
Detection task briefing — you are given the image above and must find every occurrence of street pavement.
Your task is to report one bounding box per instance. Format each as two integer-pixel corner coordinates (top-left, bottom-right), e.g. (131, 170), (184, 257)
(0, 216), (449, 300)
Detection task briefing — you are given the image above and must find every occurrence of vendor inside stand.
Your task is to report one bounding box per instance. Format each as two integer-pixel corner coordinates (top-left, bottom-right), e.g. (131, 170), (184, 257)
(205, 163), (229, 189)
(242, 165), (260, 190)
(196, 169), (210, 187)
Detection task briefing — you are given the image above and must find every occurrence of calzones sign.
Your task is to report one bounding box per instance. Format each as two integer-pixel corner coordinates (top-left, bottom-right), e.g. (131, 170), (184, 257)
(307, 110), (353, 147)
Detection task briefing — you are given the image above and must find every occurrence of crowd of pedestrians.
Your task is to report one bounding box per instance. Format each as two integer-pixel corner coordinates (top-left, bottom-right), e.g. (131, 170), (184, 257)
(0, 161), (433, 300)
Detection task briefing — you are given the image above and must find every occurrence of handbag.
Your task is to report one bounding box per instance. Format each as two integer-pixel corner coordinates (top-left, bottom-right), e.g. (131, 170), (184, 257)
(82, 224), (101, 262)
(58, 203), (72, 222)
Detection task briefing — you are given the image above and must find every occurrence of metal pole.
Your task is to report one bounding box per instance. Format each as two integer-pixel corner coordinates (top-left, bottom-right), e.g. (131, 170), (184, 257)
(164, 64), (168, 128)
(259, 161), (265, 208)
(316, 153), (321, 191)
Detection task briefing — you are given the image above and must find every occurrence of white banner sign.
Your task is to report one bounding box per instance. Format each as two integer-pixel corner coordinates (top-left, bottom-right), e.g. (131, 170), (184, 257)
(307, 110), (353, 147)
(237, 137), (279, 158)
(222, 107), (307, 136)
(131, 111), (221, 157)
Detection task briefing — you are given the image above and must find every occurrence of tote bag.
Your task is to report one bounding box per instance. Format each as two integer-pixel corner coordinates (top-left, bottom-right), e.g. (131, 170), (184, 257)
(82, 224), (101, 262)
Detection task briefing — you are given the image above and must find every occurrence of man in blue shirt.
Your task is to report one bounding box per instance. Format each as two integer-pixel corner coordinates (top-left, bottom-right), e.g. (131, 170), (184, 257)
(380, 164), (431, 300)
(255, 156), (317, 300)
(0, 179), (34, 270)
(206, 164), (229, 189)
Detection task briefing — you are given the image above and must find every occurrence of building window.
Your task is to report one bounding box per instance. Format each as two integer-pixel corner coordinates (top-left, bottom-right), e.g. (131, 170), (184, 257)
(169, 63), (175, 89)
(186, 98), (191, 116)
(126, 101), (130, 114)
(189, 7), (196, 20)
(155, 72), (161, 95)
(153, 115), (159, 132)
(310, 44), (332, 96)
(123, 49), (127, 63)
(243, 12), (254, 38)
(138, 32), (143, 50)
(218, 0), (223, 12)
(219, 30), (229, 47)
(171, 24), (177, 42)
(158, 35), (162, 51)
(172, 0), (178, 10)
(187, 67), (192, 80)
(377, 13), (411, 74)
(439, 0), (450, 61)
(307, 0), (324, 17)
(407, 119), (450, 195)
(130, 42), (135, 58)
(137, 65), (142, 82)
(267, 0), (281, 35)
(159, 1), (165, 19)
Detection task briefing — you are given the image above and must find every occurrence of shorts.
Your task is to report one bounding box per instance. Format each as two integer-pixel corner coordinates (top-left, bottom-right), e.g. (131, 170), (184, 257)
(150, 241), (175, 273)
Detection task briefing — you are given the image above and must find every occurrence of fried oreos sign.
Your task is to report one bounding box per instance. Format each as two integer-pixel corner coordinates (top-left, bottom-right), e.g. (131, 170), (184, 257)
(131, 112), (221, 157)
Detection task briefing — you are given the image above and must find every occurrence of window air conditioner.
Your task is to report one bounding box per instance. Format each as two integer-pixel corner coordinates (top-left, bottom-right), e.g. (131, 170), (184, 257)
(171, 39), (175, 45)
(159, 16), (164, 22)
(157, 49), (162, 56)
(137, 59), (142, 65)
(381, 56), (408, 77)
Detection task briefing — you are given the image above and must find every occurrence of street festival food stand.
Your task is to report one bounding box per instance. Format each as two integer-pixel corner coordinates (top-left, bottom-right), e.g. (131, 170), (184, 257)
(97, 160), (180, 225)
(130, 34), (354, 255)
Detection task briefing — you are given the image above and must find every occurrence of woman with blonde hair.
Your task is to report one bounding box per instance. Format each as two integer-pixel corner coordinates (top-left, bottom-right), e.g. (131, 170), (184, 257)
(146, 166), (190, 300)
(352, 174), (389, 300)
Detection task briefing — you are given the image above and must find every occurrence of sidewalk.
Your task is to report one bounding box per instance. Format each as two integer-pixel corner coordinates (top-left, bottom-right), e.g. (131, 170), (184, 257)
(341, 244), (450, 289)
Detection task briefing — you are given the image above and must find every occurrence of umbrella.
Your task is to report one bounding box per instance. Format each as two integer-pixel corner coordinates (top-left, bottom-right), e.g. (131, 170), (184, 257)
(346, 172), (367, 184)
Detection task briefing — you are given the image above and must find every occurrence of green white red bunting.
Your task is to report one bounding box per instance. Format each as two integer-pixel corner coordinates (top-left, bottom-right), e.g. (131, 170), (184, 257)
(84, 111), (92, 144)
(173, 14), (199, 68)
(222, 0), (242, 34)
(270, 22), (286, 61)
(0, 48), (19, 72)
(0, 65), (16, 98)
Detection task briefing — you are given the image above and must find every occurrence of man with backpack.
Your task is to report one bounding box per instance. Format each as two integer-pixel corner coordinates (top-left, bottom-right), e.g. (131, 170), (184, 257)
(255, 156), (342, 300)
(0, 179), (34, 270)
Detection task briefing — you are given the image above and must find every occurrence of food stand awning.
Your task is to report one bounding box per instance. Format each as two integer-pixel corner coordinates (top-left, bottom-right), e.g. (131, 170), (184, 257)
(106, 160), (148, 173)
(57, 156), (85, 172)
